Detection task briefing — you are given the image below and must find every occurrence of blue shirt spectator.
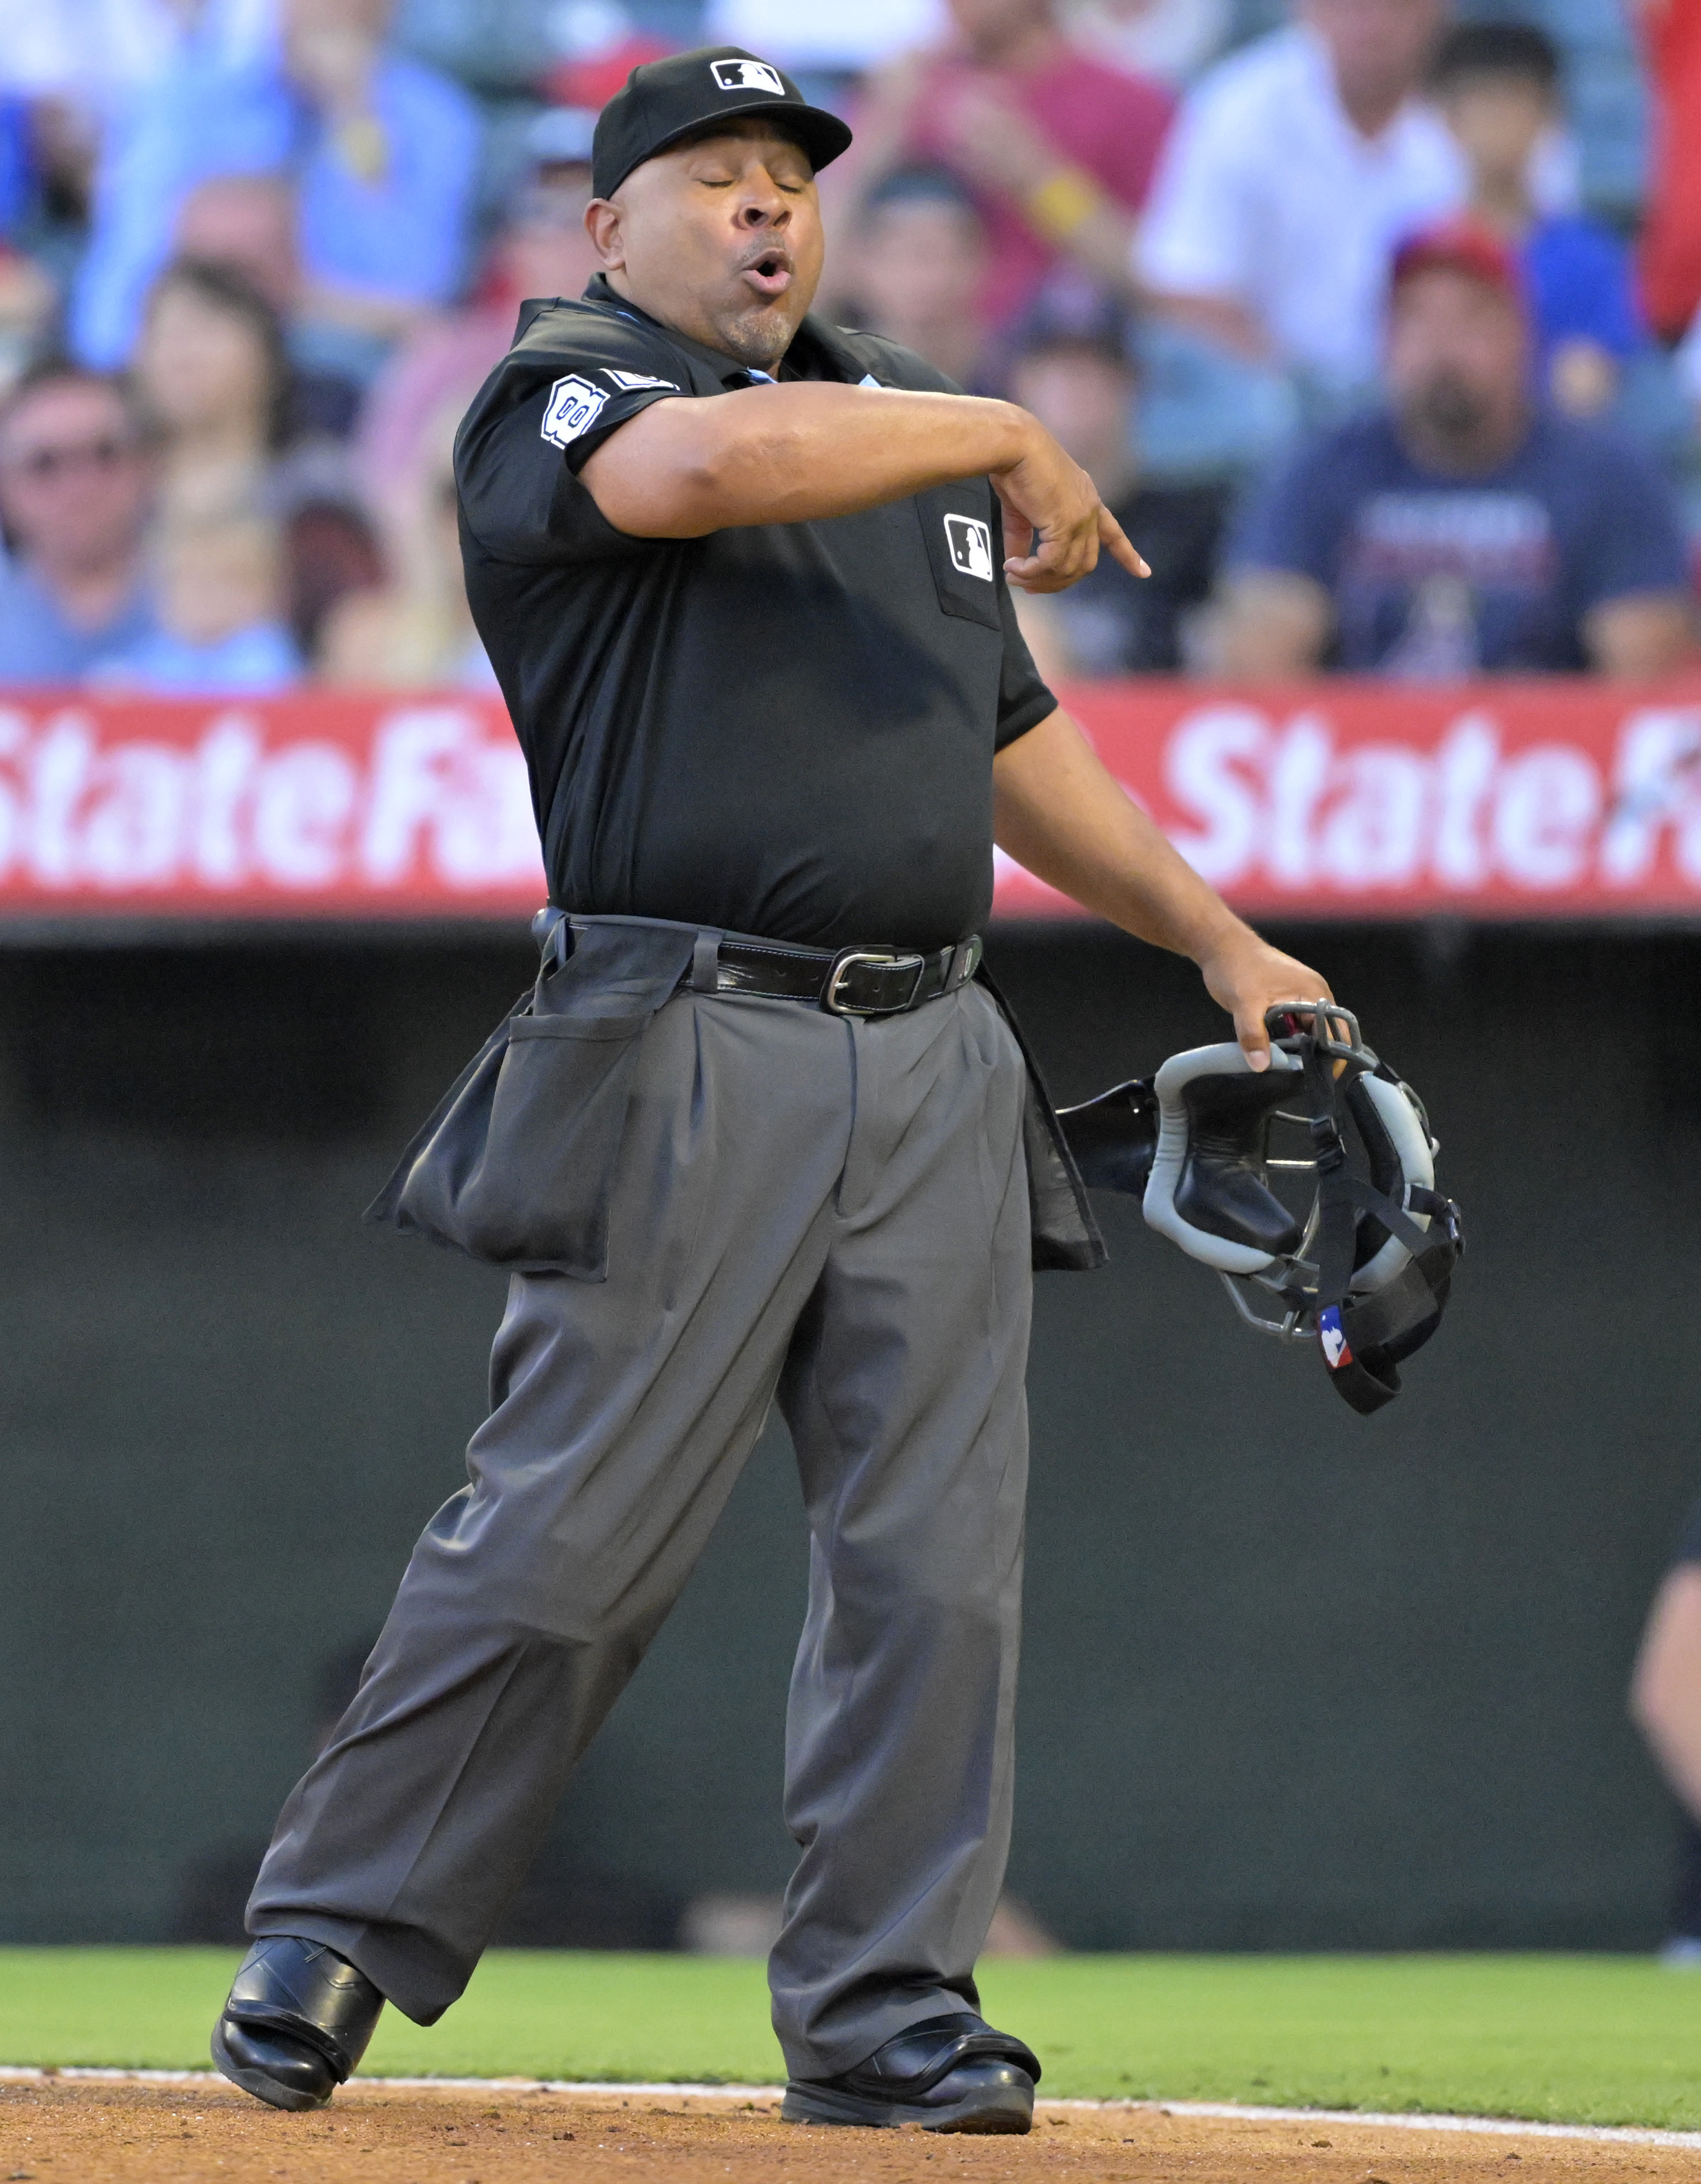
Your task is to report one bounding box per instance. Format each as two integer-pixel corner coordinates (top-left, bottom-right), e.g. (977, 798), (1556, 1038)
(1429, 22), (1649, 425)
(0, 363), (159, 687)
(1231, 406), (1689, 674)
(0, 555), (156, 681)
(70, 39), (294, 369)
(294, 48), (482, 324)
(95, 512), (300, 694)
(97, 619), (299, 693)
(1219, 222), (1694, 680)
(72, 0), (480, 372)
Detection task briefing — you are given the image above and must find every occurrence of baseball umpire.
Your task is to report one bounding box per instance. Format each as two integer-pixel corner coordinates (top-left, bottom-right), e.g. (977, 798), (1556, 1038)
(211, 46), (1333, 2135)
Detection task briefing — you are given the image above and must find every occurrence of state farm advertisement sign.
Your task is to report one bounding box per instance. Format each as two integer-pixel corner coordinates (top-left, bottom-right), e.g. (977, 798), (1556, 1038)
(0, 684), (1698, 923)
(1006, 680), (1701, 920)
(0, 695), (544, 916)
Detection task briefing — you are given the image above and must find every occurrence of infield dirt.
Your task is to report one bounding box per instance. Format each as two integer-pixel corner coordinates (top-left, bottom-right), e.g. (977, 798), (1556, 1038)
(4, 2081), (1699, 2184)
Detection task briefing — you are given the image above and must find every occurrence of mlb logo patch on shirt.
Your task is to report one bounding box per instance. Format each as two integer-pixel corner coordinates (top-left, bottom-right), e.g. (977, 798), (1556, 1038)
(606, 370), (680, 393)
(1319, 1306), (1353, 1369)
(711, 58), (784, 96)
(943, 514), (994, 582)
(541, 375), (609, 450)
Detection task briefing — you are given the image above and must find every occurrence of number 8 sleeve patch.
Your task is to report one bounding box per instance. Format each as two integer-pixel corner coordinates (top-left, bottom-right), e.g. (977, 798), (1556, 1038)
(541, 374), (610, 450)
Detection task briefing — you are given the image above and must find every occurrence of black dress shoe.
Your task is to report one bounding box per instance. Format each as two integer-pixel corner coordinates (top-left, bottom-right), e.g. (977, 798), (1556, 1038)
(211, 1937), (385, 2112)
(781, 2011), (1039, 2132)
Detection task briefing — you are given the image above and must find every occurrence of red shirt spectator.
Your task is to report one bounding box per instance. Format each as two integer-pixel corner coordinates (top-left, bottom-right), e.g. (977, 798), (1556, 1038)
(831, 0), (1172, 331)
(1635, 0), (1701, 341)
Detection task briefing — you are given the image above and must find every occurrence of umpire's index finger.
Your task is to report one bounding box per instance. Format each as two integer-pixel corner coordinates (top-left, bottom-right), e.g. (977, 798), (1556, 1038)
(1100, 507), (1151, 579)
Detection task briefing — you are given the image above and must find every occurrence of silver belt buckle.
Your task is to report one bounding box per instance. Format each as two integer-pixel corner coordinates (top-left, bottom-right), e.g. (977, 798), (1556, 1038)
(823, 948), (926, 1016)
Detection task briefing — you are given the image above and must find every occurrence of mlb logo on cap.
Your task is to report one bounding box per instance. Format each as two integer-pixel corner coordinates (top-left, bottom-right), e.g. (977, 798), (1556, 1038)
(711, 58), (785, 96)
(944, 514), (994, 582)
(591, 46), (854, 203)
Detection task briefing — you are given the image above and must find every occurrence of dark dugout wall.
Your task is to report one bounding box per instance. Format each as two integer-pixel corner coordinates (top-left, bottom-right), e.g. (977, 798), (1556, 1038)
(0, 922), (1695, 1950)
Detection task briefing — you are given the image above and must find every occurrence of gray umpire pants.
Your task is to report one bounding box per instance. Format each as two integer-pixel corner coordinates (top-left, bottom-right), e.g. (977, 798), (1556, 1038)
(248, 976), (1035, 2081)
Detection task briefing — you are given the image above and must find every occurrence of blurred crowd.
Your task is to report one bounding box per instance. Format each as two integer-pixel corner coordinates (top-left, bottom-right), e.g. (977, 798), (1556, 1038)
(1, 0), (1699, 693)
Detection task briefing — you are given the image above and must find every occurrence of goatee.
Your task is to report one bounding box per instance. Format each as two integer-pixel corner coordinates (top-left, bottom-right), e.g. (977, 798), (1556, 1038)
(713, 305), (794, 371)
(1410, 371), (1492, 449)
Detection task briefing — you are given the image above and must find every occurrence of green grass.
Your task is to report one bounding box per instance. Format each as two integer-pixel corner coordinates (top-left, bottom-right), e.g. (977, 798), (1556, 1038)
(3, 1951), (1700, 2131)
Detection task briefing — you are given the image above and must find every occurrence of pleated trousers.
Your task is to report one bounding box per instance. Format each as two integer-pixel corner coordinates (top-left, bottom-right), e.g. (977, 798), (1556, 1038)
(248, 978), (1033, 2081)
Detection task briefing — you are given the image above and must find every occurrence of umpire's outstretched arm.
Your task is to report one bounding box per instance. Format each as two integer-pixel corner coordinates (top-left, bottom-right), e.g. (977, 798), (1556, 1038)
(583, 380), (1148, 594)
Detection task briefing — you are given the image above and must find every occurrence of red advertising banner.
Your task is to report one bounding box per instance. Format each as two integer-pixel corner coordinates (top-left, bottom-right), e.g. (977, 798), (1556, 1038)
(0, 682), (1698, 923)
(1014, 679), (1701, 921)
(0, 693), (543, 919)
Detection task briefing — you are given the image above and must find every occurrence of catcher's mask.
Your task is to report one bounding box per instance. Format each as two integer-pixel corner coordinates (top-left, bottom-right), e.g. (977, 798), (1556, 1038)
(1058, 1004), (1463, 1416)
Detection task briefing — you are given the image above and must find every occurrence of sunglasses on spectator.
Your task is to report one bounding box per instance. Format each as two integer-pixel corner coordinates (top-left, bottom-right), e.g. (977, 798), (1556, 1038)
(3, 435), (140, 482)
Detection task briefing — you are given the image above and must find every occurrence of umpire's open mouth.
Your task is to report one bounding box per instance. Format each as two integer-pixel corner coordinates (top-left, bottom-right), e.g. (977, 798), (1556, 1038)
(740, 245), (794, 299)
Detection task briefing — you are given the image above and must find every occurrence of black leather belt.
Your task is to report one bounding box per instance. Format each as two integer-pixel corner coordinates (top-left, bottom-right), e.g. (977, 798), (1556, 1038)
(538, 909), (983, 1018)
(702, 933), (983, 1016)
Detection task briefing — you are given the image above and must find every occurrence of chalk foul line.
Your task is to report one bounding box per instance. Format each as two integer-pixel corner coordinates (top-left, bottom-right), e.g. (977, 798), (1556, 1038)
(2, 2069), (1700, 2148)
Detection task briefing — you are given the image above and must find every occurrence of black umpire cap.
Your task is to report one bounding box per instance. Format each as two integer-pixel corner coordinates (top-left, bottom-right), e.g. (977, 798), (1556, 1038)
(591, 47), (854, 202)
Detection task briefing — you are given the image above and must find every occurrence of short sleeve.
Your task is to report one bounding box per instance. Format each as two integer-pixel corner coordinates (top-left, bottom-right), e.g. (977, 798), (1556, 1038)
(455, 307), (693, 566)
(1566, 431), (1691, 609)
(991, 508), (1058, 749)
(1228, 435), (1349, 587)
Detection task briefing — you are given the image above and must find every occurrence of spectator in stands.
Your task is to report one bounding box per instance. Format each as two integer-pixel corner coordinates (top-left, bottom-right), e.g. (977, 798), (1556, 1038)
(133, 258), (288, 530)
(1429, 22), (1644, 422)
(96, 509), (299, 691)
(69, 18), (295, 369)
(319, 395), (492, 688)
(134, 256), (380, 669)
(826, 0), (1173, 331)
(1004, 299), (1226, 675)
(172, 171), (366, 437)
(1135, 0), (1461, 403)
(173, 171), (297, 317)
(283, 0), (482, 387)
(1631, 1494), (1701, 1965)
(490, 106), (603, 314)
(0, 0), (277, 297)
(71, 0), (481, 380)
(1633, 0), (1701, 347)
(840, 169), (991, 391)
(1217, 222), (1694, 680)
(281, 495), (383, 666)
(355, 109), (601, 524)
(0, 359), (157, 682)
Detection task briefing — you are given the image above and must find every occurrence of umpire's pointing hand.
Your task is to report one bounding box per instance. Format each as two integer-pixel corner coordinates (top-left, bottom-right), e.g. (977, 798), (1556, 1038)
(992, 418), (1150, 594)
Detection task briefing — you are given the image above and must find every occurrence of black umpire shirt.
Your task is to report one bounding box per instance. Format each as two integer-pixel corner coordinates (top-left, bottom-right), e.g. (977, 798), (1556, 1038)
(455, 274), (1057, 954)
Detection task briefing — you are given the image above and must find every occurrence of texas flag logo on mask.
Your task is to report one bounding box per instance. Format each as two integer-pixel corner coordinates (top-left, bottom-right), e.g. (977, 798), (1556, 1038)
(711, 58), (785, 96)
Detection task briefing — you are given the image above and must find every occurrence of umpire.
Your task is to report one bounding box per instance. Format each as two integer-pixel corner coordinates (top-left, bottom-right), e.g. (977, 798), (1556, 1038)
(212, 47), (1331, 2135)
